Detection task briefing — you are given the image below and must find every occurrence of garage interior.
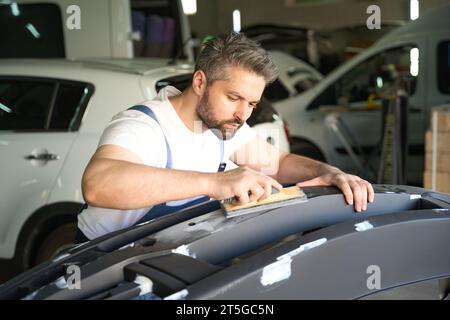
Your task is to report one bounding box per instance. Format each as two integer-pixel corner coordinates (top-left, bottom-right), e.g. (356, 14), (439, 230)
(0, 0), (449, 301)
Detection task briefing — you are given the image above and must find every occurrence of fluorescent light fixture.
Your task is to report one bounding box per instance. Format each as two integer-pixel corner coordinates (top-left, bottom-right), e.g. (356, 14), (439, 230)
(181, 0), (197, 15)
(410, 0), (419, 20)
(26, 23), (40, 38)
(376, 76), (383, 89)
(0, 102), (12, 113)
(233, 9), (241, 33)
(10, 3), (20, 16)
(410, 47), (419, 76)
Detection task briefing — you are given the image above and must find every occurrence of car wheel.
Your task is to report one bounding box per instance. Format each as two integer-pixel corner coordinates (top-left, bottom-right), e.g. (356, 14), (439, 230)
(34, 222), (77, 265)
(290, 139), (326, 162)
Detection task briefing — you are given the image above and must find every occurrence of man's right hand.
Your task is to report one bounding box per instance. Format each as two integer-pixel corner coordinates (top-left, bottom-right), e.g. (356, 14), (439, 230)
(209, 166), (283, 205)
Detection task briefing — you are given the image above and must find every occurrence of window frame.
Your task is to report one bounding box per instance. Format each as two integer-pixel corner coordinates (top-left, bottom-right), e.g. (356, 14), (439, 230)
(0, 76), (94, 133)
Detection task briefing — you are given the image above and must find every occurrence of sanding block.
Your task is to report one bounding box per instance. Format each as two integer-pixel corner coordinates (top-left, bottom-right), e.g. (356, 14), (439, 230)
(222, 186), (307, 218)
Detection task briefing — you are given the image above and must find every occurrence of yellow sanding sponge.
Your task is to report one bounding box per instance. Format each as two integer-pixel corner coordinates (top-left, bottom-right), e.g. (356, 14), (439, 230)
(223, 186), (307, 218)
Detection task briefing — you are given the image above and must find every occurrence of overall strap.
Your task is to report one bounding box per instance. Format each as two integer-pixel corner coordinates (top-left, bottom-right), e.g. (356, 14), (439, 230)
(129, 103), (220, 224)
(128, 105), (172, 168)
(218, 138), (226, 172)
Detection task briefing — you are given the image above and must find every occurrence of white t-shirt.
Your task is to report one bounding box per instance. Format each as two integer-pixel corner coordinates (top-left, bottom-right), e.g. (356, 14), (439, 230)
(78, 86), (256, 239)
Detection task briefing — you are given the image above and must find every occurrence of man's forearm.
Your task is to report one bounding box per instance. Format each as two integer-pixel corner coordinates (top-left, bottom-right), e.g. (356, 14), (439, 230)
(275, 152), (342, 184)
(82, 158), (212, 210)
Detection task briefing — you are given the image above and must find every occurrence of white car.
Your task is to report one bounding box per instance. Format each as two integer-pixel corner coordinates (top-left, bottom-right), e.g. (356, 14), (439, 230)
(262, 51), (325, 160)
(0, 58), (289, 273)
(269, 50), (323, 97)
(270, 6), (450, 185)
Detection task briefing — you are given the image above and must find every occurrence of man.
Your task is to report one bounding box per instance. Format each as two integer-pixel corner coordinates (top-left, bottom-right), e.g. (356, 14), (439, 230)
(77, 33), (374, 242)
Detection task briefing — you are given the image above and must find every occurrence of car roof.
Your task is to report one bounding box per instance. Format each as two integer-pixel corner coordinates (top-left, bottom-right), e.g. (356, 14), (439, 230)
(0, 58), (194, 76)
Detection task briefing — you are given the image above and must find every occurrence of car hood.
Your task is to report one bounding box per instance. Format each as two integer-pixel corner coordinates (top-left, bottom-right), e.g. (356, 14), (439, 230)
(1, 185), (449, 300)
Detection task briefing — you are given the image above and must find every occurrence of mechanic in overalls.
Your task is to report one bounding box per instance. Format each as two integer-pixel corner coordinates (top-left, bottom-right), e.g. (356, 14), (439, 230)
(76, 33), (374, 243)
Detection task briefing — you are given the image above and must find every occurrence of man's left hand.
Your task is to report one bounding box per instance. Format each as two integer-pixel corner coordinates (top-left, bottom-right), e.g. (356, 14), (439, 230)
(296, 172), (374, 212)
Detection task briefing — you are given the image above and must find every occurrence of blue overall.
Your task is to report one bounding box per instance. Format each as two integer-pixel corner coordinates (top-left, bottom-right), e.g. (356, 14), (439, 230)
(129, 104), (226, 224)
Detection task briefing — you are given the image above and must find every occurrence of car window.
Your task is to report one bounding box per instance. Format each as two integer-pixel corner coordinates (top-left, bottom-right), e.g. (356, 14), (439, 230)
(307, 45), (418, 110)
(294, 77), (320, 94)
(263, 79), (290, 102)
(0, 78), (94, 132)
(246, 97), (278, 127)
(0, 3), (65, 58)
(0, 79), (55, 131)
(155, 74), (192, 92)
(338, 45), (418, 104)
(437, 41), (450, 94)
(49, 83), (92, 131)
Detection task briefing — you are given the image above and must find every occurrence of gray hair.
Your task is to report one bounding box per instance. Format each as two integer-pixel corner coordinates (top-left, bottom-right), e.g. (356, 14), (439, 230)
(195, 33), (278, 85)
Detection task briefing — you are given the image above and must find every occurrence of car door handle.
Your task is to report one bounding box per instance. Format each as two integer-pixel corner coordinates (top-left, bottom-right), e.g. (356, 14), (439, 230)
(25, 153), (60, 161)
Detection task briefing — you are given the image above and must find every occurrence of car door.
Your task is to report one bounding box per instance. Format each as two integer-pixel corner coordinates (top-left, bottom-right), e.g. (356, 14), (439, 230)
(0, 77), (92, 258)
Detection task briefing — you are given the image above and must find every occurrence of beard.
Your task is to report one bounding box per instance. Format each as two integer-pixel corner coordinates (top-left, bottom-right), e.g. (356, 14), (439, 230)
(196, 89), (244, 140)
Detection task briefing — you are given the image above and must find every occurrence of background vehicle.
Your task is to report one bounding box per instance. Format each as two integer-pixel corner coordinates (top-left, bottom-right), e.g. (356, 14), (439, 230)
(243, 23), (403, 76)
(261, 50), (324, 160)
(243, 24), (311, 63)
(271, 5), (450, 185)
(0, 185), (449, 300)
(0, 58), (289, 279)
(265, 50), (323, 100)
(317, 21), (405, 64)
(0, 0), (194, 61)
